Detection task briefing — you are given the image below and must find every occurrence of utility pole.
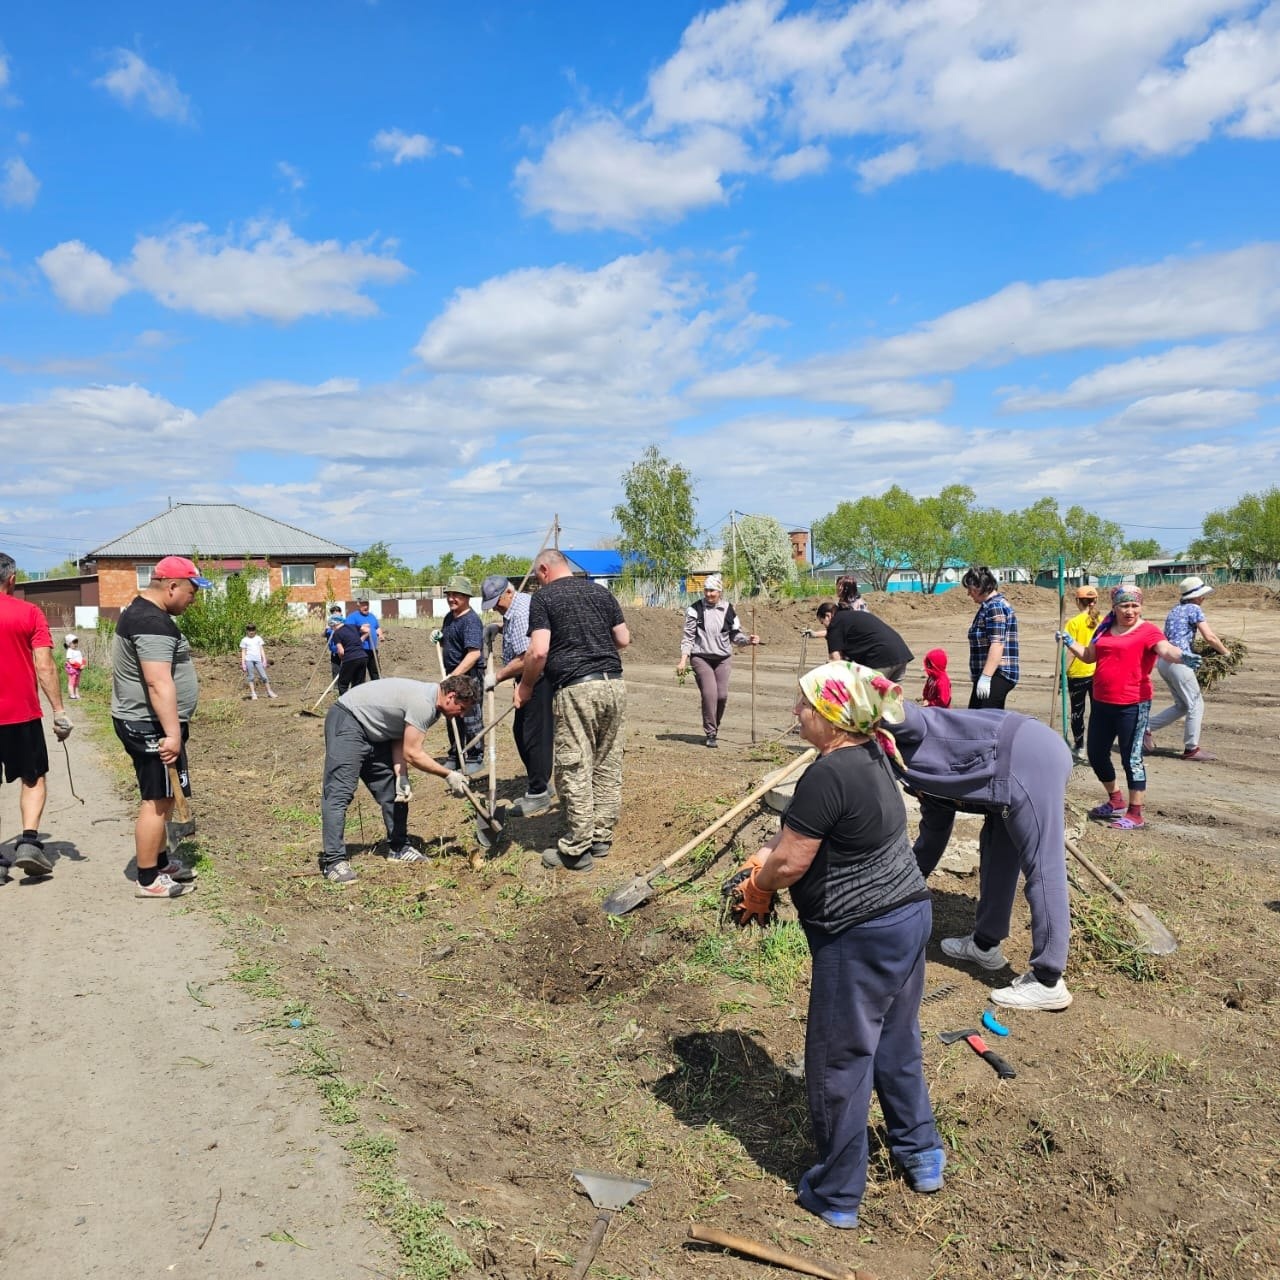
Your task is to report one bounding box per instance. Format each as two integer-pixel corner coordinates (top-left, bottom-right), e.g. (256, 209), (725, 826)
(553, 514), (560, 550)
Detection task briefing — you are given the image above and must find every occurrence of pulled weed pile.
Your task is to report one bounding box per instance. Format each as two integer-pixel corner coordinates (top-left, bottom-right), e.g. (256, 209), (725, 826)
(1194, 634), (1248, 691)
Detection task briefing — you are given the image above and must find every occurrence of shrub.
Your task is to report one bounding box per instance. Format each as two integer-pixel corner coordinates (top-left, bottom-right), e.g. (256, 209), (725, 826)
(179, 568), (297, 655)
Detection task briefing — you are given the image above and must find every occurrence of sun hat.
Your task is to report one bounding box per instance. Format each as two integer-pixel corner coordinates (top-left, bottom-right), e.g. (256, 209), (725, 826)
(798, 661), (906, 767)
(480, 574), (511, 610)
(153, 555), (212, 588)
(1179, 575), (1213, 601)
(444, 574), (474, 597)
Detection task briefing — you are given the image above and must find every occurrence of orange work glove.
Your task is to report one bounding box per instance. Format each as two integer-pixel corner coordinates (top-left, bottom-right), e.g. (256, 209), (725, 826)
(720, 851), (776, 928)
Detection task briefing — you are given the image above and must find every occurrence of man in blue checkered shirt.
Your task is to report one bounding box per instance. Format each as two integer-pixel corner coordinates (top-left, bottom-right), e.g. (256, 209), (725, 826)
(963, 567), (1019, 709)
(481, 574), (555, 817)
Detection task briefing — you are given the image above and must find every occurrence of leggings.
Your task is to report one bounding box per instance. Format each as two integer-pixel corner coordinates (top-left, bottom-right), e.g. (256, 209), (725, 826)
(1087, 700), (1149, 792)
(690, 654), (732, 736)
(1067, 676), (1092, 750)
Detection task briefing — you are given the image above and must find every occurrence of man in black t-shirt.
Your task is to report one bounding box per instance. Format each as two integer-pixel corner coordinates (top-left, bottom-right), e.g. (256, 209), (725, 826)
(826, 608), (913, 681)
(516, 549), (629, 872)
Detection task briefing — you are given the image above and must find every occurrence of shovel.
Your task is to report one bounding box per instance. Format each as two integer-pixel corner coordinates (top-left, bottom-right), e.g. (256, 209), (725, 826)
(602, 748), (817, 916)
(298, 672), (340, 718)
(568, 1169), (651, 1280)
(1065, 836), (1177, 955)
(457, 777), (507, 854)
(166, 764), (196, 853)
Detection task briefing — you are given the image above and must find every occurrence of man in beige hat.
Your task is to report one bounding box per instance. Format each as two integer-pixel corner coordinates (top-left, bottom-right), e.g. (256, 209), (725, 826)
(1145, 576), (1230, 762)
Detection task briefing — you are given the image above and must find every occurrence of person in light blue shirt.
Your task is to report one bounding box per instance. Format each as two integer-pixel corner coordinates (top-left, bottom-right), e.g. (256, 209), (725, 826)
(1147, 577), (1229, 762)
(345, 600), (382, 680)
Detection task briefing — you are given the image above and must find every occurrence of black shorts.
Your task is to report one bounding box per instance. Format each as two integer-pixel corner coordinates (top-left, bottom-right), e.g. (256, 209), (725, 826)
(0, 718), (49, 785)
(112, 718), (192, 802)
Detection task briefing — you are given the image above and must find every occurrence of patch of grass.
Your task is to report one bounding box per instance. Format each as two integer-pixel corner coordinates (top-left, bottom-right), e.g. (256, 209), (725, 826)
(1093, 1039), (1193, 1098)
(1070, 893), (1162, 982)
(291, 1036), (364, 1123)
(746, 739), (789, 764)
(349, 1131), (472, 1279)
(271, 804), (322, 828)
(197, 697), (240, 726)
(230, 959), (284, 999)
(682, 919), (810, 1001)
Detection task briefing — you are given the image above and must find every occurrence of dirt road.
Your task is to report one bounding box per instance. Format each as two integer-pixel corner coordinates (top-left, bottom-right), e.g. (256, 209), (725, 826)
(0, 722), (387, 1277)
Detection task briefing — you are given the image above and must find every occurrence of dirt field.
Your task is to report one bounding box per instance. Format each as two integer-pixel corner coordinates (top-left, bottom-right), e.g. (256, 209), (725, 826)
(177, 584), (1280, 1279)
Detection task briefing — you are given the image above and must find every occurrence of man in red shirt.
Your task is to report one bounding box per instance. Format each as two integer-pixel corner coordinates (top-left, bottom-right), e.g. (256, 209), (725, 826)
(0, 553), (72, 878)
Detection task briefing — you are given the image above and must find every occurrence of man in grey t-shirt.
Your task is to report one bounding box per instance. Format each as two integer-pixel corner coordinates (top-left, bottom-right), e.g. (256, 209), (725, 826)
(319, 674), (480, 883)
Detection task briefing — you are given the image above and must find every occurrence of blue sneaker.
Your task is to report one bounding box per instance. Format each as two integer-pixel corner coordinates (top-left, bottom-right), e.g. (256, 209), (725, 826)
(900, 1147), (946, 1194)
(795, 1171), (860, 1230)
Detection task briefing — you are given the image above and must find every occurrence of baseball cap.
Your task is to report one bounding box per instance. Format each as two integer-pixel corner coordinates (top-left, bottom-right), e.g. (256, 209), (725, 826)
(480, 574), (511, 610)
(153, 555), (212, 588)
(1075, 585), (1098, 600)
(328, 603), (343, 614)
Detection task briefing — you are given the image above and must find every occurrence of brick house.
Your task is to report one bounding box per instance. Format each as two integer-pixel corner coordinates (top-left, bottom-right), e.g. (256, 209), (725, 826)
(87, 503), (355, 617)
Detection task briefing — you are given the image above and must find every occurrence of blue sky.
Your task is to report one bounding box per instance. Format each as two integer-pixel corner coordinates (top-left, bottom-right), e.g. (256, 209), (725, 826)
(3, 0), (1279, 571)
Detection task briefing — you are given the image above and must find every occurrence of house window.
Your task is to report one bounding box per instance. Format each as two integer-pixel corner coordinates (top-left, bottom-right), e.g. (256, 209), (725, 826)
(136, 564), (156, 589)
(282, 564), (316, 587)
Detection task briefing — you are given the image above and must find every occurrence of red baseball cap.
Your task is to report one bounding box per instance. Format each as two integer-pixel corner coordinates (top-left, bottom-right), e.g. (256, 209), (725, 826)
(153, 555), (212, 587)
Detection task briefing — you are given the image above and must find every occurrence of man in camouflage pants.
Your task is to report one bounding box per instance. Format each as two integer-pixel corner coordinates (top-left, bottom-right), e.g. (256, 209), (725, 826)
(515, 549), (629, 872)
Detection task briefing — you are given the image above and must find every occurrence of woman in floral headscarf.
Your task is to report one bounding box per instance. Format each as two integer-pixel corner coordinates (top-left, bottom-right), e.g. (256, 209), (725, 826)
(724, 662), (942, 1230)
(1057, 585), (1201, 831)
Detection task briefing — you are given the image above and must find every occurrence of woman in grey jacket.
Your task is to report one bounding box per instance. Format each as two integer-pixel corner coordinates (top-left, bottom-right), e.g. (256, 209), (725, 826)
(896, 701), (1073, 1011)
(677, 575), (759, 747)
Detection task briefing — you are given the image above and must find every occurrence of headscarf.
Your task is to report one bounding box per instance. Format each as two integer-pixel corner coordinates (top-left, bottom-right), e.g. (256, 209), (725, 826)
(1094, 585), (1143, 637)
(798, 661), (905, 767)
(703, 574), (723, 592)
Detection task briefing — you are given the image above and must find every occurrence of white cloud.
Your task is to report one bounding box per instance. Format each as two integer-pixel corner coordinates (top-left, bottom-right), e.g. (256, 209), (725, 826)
(37, 241), (133, 313)
(519, 0), (1280, 228)
(1107, 388), (1262, 430)
(371, 128), (436, 165)
(1, 156), (38, 208)
(39, 222), (409, 322)
(94, 49), (192, 124)
(0, 48), (16, 106)
(516, 115), (750, 231)
(770, 143), (829, 180)
(1002, 338), (1280, 411)
(276, 160), (306, 190)
(694, 243), (1280, 403)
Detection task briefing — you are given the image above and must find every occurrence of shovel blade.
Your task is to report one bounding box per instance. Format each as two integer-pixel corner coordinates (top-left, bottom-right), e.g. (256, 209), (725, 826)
(601, 875), (653, 917)
(474, 805), (508, 850)
(572, 1169), (652, 1211)
(1129, 903), (1178, 955)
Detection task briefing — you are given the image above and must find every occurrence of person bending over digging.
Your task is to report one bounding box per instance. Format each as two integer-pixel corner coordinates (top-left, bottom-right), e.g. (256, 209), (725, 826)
(898, 698), (1075, 1011)
(318, 675), (479, 884)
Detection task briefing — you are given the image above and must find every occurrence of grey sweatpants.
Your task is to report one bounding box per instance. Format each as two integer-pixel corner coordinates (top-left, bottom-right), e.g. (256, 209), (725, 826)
(913, 718), (1072, 980)
(1148, 658), (1204, 750)
(320, 704), (406, 871)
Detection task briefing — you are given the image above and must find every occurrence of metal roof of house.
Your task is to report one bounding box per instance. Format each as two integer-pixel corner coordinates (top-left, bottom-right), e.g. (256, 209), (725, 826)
(90, 503), (355, 559)
(562, 549), (624, 577)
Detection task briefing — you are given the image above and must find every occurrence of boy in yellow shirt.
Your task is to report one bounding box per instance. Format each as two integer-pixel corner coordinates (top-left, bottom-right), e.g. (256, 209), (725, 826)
(1064, 585), (1100, 760)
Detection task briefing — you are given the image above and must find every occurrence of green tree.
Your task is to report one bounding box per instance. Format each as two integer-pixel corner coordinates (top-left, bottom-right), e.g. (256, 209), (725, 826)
(1192, 486), (1280, 578)
(812, 493), (900, 591)
(1001, 498), (1065, 581)
(355, 541), (414, 590)
(723, 514), (798, 594)
(1123, 537), (1162, 559)
(896, 485), (976, 594)
(1062, 505), (1126, 579)
(612, 446), (699, 589)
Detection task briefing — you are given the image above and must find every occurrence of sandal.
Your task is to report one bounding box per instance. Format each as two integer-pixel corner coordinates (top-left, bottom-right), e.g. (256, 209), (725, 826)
(1089, 802), (1122, 820)
(1110, 814), (1146, 830)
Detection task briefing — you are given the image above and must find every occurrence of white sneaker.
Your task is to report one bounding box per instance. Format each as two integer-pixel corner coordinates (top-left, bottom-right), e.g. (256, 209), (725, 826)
(940, 934), (1007, 970)
(387, 846), (430, 863)
(991, 971), (1073, 1011)
(136, 873), (195, 899)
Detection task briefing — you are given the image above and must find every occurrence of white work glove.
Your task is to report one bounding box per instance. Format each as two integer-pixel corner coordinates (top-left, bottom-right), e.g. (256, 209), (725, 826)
(52, 716), (74, 741)
(430, 628), (443, 645)
(802, 629), (814, 638)
(483, 672), (497, 692)
(975, 675), (992, 700)
(445, 770), (469, 796)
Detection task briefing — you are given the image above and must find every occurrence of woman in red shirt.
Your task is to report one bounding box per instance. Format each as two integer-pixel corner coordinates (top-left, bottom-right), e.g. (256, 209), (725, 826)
(1057, 586), (1200, 831)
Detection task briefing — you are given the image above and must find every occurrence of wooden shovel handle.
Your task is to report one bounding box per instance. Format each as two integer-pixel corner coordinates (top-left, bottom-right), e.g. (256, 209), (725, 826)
(168, 765), (193, 824)
(687, 1224), (877, 1280)
(569, 1211), (613, 1280)
(651, 747), (817, 877)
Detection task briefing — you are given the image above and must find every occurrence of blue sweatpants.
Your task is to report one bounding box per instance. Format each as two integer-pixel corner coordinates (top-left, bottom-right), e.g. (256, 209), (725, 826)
(801, 899), (938, 1217)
